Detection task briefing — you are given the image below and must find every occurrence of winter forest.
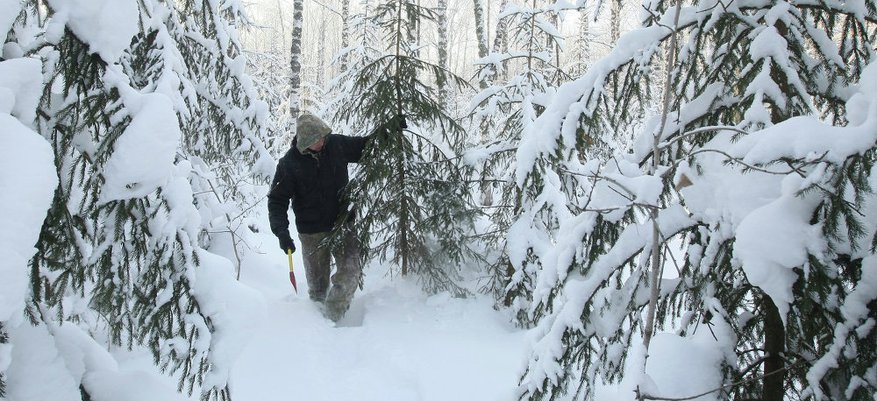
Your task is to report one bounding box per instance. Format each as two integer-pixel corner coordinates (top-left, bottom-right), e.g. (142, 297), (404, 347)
(1, 0), (876, 400)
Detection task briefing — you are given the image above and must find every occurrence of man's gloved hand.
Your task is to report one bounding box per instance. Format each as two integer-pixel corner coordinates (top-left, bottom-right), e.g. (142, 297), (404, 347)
(278, 232), (296, 253)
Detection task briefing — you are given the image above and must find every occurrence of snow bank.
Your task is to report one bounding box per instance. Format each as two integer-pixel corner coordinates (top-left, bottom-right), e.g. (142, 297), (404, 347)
(6, 321), (189, 401)
(192, 249), (267, 390)
(5, 324), (81, 401)
(45, 0), (139, 63)
(231, 272), (526, 401)
(83, 370), (189, 401)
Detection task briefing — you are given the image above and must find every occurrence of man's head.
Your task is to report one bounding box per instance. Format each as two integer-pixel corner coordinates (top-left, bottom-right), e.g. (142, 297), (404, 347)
(296, 113), (332, 153)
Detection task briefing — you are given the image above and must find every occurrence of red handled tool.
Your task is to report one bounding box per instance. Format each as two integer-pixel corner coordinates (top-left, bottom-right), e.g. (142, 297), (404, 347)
(287, 249), (298, 293)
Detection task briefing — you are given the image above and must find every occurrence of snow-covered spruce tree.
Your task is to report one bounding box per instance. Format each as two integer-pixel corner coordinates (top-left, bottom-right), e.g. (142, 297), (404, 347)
(20, 0), (268, 400)
(510, 0), (877, 399)
(157, 0), (274, 275)
(568, 4), (594, 76)
(467, 0), (582, 314)
(332, 0), (476, 296)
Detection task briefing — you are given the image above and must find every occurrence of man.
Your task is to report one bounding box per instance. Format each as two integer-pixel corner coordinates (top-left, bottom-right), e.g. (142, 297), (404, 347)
(268, 113), (369, 322)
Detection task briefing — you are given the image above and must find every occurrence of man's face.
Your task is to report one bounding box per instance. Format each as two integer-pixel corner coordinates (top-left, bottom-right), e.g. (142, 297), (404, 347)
(308, 137), (326, 152)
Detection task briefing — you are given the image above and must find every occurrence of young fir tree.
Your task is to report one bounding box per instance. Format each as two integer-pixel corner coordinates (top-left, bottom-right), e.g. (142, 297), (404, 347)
(569, 4), (594, 77)
(508, 0), (877, 399)
(332, 0), (476, 296)
(19, 0), (269, 400)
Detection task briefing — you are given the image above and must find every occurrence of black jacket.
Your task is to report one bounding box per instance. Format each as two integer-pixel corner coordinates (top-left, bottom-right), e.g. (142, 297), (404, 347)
(268, 134), (369, 235)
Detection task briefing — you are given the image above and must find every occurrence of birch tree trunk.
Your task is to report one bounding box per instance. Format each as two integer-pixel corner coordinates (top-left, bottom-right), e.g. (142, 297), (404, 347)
(610, 0), (622, 43)
(472, 0), (489, 89)
(491, 0), (509, 81)
(341, 0), (351, 72)
(290, 0), (304, 130)
(491, 0), (509, 53)
(437, 0), (450, 107)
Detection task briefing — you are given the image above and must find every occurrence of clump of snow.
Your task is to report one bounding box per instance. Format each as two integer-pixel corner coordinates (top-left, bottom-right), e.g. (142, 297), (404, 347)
(845, 62), (877, 126)
(99, 87), (182, 203)
(51, 323), (118, 379)
(0, 58), (44, 126)
(643, 332), (725, 400)
(733, 174), (824, 321)
(45, 0), (139, 63)
(0, 113), (56, 323)
(750, 26), (790, 67)
(0, 0), (21, 46)
(149, 162), (201, 239)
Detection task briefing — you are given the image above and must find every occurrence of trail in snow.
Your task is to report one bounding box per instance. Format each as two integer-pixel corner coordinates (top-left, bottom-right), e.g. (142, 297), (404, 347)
(228, 236), (528, 401)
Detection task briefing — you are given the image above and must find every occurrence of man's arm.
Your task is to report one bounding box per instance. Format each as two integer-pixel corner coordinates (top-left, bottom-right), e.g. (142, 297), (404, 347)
(342, 115), (405, 163)
(341, 135), (370, 163)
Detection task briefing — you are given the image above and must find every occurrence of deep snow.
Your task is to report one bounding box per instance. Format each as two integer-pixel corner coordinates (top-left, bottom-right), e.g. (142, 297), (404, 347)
(226, 230), (528, 401)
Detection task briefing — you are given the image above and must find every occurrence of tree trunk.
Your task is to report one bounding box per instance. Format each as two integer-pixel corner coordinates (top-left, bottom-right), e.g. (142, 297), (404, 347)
(289, 0), (304, 130)
(610, 0), (622, 44)
(473, 0), (489, 89)
(394, 0), (410, 276)
(340, 0), (351, 72)
(492, 0), (509, 53)
(472, 0), (487, 58)
(437, 0), (450, 107)
(762, 21), (788, 401)
(763, 295), (786, 401)
(491, 0), (509, 81)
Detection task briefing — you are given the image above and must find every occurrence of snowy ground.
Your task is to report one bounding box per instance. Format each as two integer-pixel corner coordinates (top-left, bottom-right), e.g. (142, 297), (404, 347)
(214, 229), (528, 401)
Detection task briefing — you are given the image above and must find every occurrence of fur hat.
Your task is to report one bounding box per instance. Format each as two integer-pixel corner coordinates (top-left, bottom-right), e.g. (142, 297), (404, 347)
(296, 113), (332, 153)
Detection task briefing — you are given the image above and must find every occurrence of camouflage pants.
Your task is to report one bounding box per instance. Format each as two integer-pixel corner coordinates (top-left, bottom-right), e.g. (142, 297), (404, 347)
(298, 229), (362, 320)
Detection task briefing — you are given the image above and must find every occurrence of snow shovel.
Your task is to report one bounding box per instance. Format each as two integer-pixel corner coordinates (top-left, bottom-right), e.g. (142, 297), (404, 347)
(287, 249), (298, 293)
